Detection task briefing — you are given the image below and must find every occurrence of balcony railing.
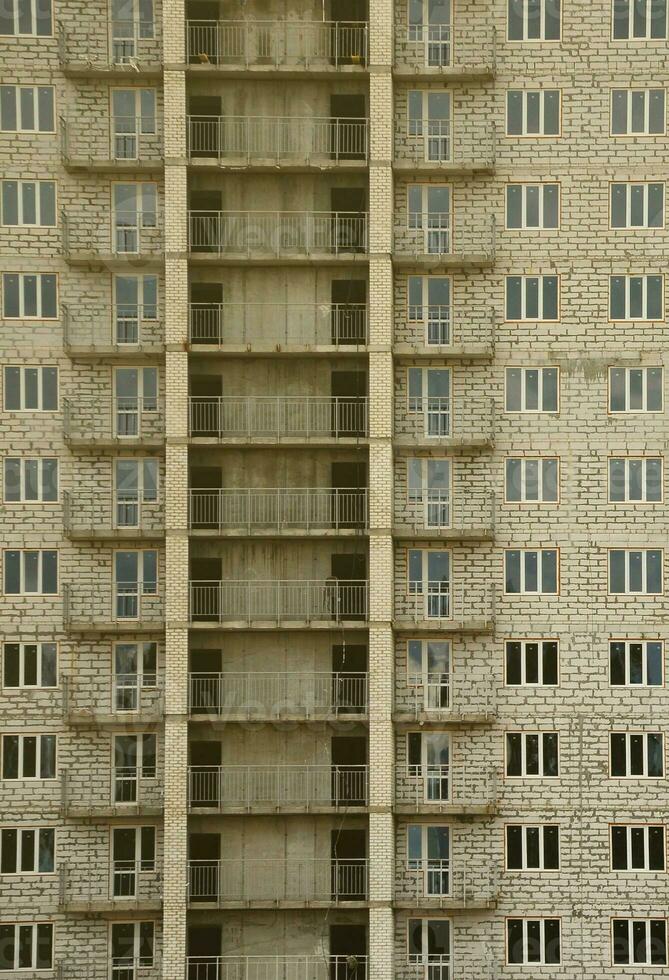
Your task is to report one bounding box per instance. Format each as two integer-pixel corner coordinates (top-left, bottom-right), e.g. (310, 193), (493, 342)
(396, 488), (494, 535)
(396, 393), (494, 446)
(64, 397), (165, 443)
(185, 957), (368, 980)
(63, 304), (164, 353)
(395, 22), (496, 74)
(188, 210), (368, 256)
(188, 858), (368, 903)
(64, 673), (163, 721)
(57, 19), (161, 71)
(62, 208), (163, 258)
(394, 213), (495, 261)
(186, 19), (368, 67)
(188, 764), (369, 809)
(398, 673), (495, 719)
(188, 115), (368, 164)
(60, 115), (163, 165)
(63, 582), (165, 628)
(63, 490), (165, 538)
(60, 769), (164, 815)
(397, 583), (495, 627)
(59, 860), (161, 908)
(189, 302), (368, 347)
(189, 488), (368, 532)
(402, 763), (497, 809)
(189, 671), (368, 717)
(189, 579), (368, 623)
(397, 861), (498, 906)
(399, 304), (494, 349)
(188, 396), (368, 440)
(396, 120), (495, 169)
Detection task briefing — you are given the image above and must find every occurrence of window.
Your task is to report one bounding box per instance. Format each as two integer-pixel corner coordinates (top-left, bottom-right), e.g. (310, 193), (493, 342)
(3, 458), (58, 503)
(111, 921), (154, 972)
(407, 458), (451, 528)
(506, 90), (561, 137)
(0, 0), (52, 35)
(612, 0), (667, 39)
(0, 828), (55, 874)
(505, 640), (559, 685)
(610, 732), (664, 777)
(506, 732), (559, 777)
(0, 923), (53, 970)
(2, 273), (57, 319)
(505, 549), (558, 594)
(609, 275), (663, 320)
(408, 91), (451, 162)
(612, 919), (667, 965)
(610, 825), (665, 871)
(610, 640), (663, 686)
(407, 368), (451, 436)
(112, 826), (156, 897)
(112, 182), (157, 253)
(110, 0), (155, 61)
(407, 918), (451, 972)
(609, 549), (663, 594)
(505, 457), (559, 502)
(611, 89), (666, 135)
(609, 366), (663, 411)
(114, 642), (158, 711)
(610, 182), (664, 228)
(505, 276), (559, 320)
(111, 89), (156, 160)
(505, 368), (559, 412)
(1, 734), (56, 779)
(505, 825), (560, 870)
(407, 732), (450, 801)
(114, 274), (158, 345)
(506, 184), (559, 230)
(1, 182), (55, 227)
(507, 0), (561, 40)
(2, 642), (57, 689)
(408, 0), (452, 66)
(0, 85), (54, 132)
(3, 550), (57, 596)
(3, 366), (58, 411)
(507, 918), (561, 965)
(407, 185), (451, 254)
(408, 549), (450, 619)
(115, 458), (158, 527)
(407, 825), (450, 895)
(114, 734), (157, 803)
(114, 550), (158, 619)
(114, 366), (158, 436)
(407, 276), (451, 346)
(609, 457), (662, 502)
(407, 639), (451, 710)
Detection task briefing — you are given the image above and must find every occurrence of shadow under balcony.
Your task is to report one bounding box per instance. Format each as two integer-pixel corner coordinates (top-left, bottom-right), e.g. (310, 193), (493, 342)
(61, 208), (164, 266)
(394, 673), (496, 727)
(63, 583), (165, 633)
(64, 397), (165, 450)
(59, 769), (164, 819)
(393, 489), (494, 543)
(189, 579), (368, 629)
(394, 22), (496, 81)
(187, 858), (368, 909)
(186, 19), (368, 76)
(185, 956), (368, 980)
(188, 301), (368, 354)
(393, 215), (495, 268)
(393, 122), (495, 176)
(187, 210), (368, 265)
(58, 861), (162, 914)
(188, 115), (368, 172)
(188, 670), (368, 723)
(63, 673), (164, 727)
(395, 862), (498, 911)
(188, 396), (368, 446)
(63, 490), (164, 541)
(393, 583), (495, 635)
(60, 115), (163, 173)
(188, 488), (368, 538)
(58, 20), (163, 78)
(63, 304), (164, 359)
(187, 763), (368, 813)
(395, 764), (498, 817)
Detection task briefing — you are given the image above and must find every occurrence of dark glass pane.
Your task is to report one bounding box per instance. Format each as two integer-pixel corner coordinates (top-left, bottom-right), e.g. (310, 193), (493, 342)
(506, 825), (523, 868)
(505, 642), (522, 684)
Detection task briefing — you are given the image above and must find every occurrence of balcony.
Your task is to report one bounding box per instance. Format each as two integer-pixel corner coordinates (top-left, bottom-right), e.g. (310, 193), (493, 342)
(189, 671), (368, 720)
(63, 304), (164, 358)
(64, 397), (165, 449)
(187, 764), (368, 812)
(393, 214), (495, 267)
(59, 861), (162, 913)
(394, 304), (494, 358)
(395, 673), (495, 725)
(394, 489), (494, 541)
(189, 579), (368, 626)
(396, 763), (497, 815)
(186, 20), (368, 72)
(63, 490), (164, 540)
(395, 862), (498, 909)
(185, 957), (368, 980)
(394, 23), (496, 79)
(60, 769), (163, 818)
(188, 488), (368, 536)
(60, 115), (163, 172)
(394, 395), (494, 450)
(188, 210), (368, 261)
(189, 302), (367, 351)
(188, 115), (368, 169)
(63, 583), (165, 633)
(187, 858), (368, 906)
(64, 673), (164, 726)
(399, 947), (495, 980)
(58, 20), (163, 77)
(188, 396), (368, 443)
(394, 122), (495, 175)
(61, 208), (163, 264)
(394, 583), (495, 633)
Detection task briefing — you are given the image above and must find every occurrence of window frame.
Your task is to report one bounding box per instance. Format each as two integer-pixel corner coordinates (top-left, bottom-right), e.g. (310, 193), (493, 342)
(504, 367), (560, 413)
(610, 88), (667, 136)
(609, 180), (665, 230)
(0, 733), (57, 781)
(0, 921), (54, 970)
(0, 0), (53, 36)
(0, 85), (56, 133)
(608, 548), (664, 595)
(2, 273), (58, 320)
(608, 366), (664, 412)
(504, 639), (560, 686)
(611, 0), (668, 40)
(505, 917), (562, 965)
(505, 731), (560, 778)
(109, 919), (155, 970)
(3, 549), (58, 597)
(3, 365), (59, 412)
(0, 827), (56, 876)
(505, 275), (560, 322)
(611, 917), (668, 967)
(0, 180), (57, 228)
(608, 456), (663, 503)
(506, 0), (562, 42)
(609, 639), (664, 687)
(505, 89), (562, 138)
(609, 731), (665, 778)
(609, 824), (666, 872)
(609, 274), (664, 322)
(505, 182), (561, 230)
(504, 548), (560, 595)
(504, 824), (561, 871)
(504, 456), (560, 504)
(2, 641), (58, 690)
(3, 457), (59, 504)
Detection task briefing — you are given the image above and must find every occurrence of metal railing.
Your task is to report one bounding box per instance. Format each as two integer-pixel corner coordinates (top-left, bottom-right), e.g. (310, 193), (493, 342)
(63, 397), (165, 443)
(395, 213), (495, 260)
(63, 582), (165, 628)
(186, 19), (368, 67)
(188, 210), (367, 255)
(62, 208), (163, 257)
(407, 955), (452, 980)
(404, 763), (497, 808)
(63, 303), (163, 351)
(188, 302), (368, 347)
(398, 582), (495, 627)
(189, 671), (368, 716)
(401, 673), (495, 718)
(398, 861), (498, 905)
(402, 304), (494, 349)
(407, 396), (451, 437)
(398, 488), (494, 533)
(397, 22), (496, 73)
(189, 488), (368, 531)
(59, 860), (161, 907)
(188, 396), (368, 439)
(60, 769), (164, 814)
(187, 765), (369, 809)
(188, 115), (368, 163)
(63, 673), (163, 719)
(398, 120), (496, 168)
(60, 114), (162, 164)
(57, 19), (161, 70)
(185, 957), (368, 980)
(189, 579), (368, 623)
(63, 490), (165, 537)
(187, 858), (368, 903)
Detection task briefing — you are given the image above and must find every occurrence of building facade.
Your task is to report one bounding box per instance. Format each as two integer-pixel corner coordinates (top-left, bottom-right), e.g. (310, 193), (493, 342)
(1, 0), (669, 976)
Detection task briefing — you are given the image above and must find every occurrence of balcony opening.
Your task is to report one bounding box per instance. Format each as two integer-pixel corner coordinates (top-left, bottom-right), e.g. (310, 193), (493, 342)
(190, 189), (222, 252)
(189, 373), (223, 437)
(331, 279), (367, 345)
(190, 281), (223, 345)
(188, 95), (222, 158)
(190, 557), (222, 621)
(331, 369), (367, 437)
(331, 735), (367, 805)
(327, 0), (368, 65)
(332, 642), (368, 712)
(331, 460), (367, 527)
(330, 94), (367, 160)
(331, 828), (366, 900)
(330, 924), (368, 979)
(331, 552), (367, 619)
(189, 466), (223, 530)
(187, 924), (221, 980)
(188, 832), (220, 902)
(330, 187), (366, 251)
